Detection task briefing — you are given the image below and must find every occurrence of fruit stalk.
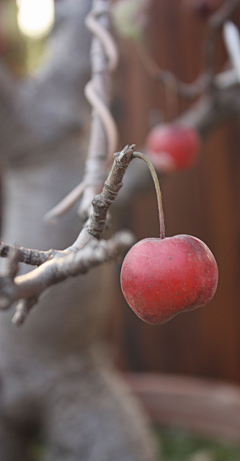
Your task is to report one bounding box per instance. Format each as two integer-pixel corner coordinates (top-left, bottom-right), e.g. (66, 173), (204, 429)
(133, 151), (165, 239)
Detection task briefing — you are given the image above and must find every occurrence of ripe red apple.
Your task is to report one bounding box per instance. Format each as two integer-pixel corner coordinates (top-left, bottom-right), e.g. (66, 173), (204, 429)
(121, 235), (218, 325)
(145, 123), (201, 172)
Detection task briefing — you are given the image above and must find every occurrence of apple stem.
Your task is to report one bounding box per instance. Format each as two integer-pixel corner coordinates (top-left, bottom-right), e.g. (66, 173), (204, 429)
(133, 151), (165, 239)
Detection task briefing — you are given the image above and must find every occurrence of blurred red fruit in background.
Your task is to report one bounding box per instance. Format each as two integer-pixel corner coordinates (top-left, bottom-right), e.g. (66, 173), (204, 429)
(145, 123), (201, 173)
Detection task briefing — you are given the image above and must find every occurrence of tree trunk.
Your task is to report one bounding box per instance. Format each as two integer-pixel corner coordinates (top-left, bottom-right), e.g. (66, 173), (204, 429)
(0, 1), (157, 460)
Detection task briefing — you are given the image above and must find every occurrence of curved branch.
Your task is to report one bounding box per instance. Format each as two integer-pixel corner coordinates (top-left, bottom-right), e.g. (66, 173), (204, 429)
(0, 145), (136, 325)
(85, 7), (118, 72)
(136, 0), (240, 101)
(45, 0), (119, 223)
(84, 80), (118, 163)
(205, 0), (240, 81)
(0, 230), (134, 313)
(78, 1), (119, 219)
(176, 84), (240, 137)
(44, 181), (86, 223)
(0, 241), (56, 266)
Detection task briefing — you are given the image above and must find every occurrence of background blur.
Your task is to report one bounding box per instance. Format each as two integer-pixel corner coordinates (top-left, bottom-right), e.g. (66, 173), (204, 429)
(2, 0), (240, 385)
(112, 0), (240, 385)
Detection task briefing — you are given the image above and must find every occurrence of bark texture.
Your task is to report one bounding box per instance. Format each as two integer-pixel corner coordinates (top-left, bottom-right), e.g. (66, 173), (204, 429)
(0, 1), (157, 460)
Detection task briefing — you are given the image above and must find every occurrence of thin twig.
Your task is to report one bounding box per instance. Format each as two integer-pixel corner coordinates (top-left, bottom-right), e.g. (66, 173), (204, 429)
(86, 144), (135, 239)
(12, 296), (39, 327)
(223, 21), (240, 83)
(205, 0), (240, 84)
(0, 231), (134, 318)
(8, 230), (134, 325)
(0, 241), (55, 266)
(84, 79), (118, 163)
(136, 40), (209, 100)
(0, 145), (136, 324)
(78, 0), (119, 219)
(45, 0), (119, 223)
(136, 0), (240, 99)
(44, 181), (86, 223)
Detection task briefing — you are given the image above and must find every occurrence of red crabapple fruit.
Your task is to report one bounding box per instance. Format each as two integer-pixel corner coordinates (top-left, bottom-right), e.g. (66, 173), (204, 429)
(120, 151), (218, 325)
(145, 123), (201, 172)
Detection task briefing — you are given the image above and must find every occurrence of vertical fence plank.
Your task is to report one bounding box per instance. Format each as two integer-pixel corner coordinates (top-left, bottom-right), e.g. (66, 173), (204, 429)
(113, 0), (240, 383)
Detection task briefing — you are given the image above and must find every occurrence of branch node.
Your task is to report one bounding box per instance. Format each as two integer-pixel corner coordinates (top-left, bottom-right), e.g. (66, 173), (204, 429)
(86, 145), (135, 239)
(114, 144), (135, 166)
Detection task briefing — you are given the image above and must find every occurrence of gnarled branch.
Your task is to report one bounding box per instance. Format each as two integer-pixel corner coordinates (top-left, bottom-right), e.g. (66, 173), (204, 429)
(0, 145), (136, 324)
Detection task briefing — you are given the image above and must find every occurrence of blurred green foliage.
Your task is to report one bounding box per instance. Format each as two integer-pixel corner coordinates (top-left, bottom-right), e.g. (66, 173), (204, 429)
(155, 427), (240, 461)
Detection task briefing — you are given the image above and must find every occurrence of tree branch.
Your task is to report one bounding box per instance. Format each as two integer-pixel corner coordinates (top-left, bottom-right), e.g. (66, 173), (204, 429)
(78, 0), (119, 219)
(0, 145), (136, 324)
(44, 0), (119, 223)
(0, 229), (134, 316)
(0, 242), (55, 266)
(85, 144), (135, 239)
(137, 0), (240, 101)
(205, 0), (240, 84)
(177, 83), (240, 137)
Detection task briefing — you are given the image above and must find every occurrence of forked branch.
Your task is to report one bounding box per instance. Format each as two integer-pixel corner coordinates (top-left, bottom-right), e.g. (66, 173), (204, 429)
(45, 0), (119, 223)
(137, 0), (240, 101)
(0, 145), (136, 324)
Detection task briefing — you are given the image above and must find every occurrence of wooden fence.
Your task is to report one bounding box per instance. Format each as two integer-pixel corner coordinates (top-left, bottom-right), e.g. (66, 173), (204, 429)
(111, 0), (240, 384)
